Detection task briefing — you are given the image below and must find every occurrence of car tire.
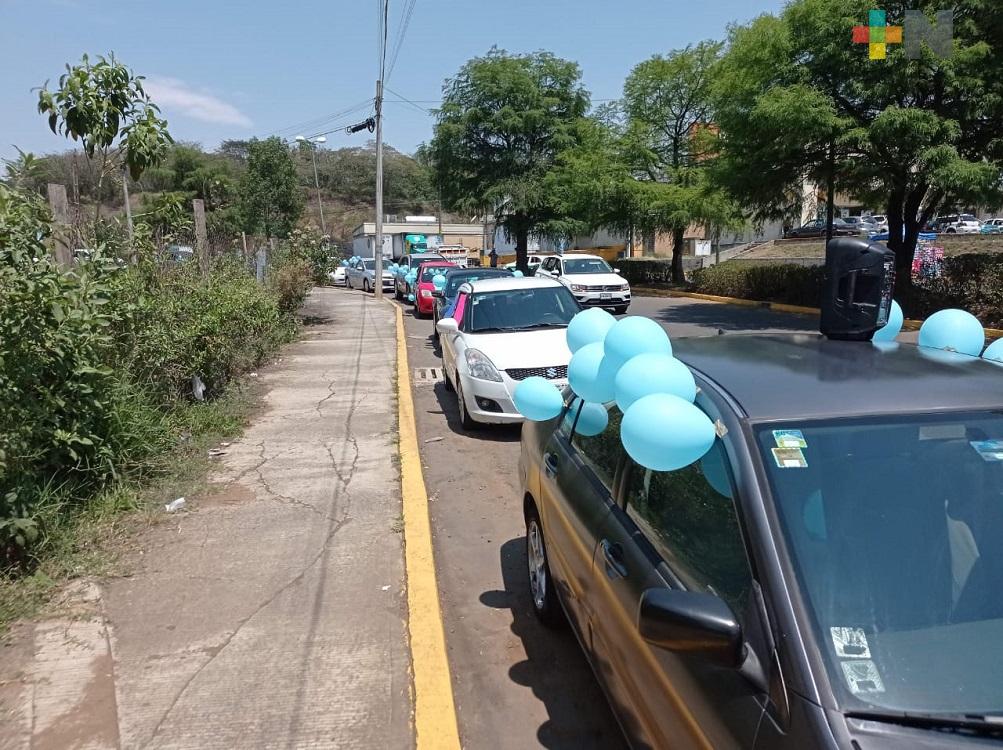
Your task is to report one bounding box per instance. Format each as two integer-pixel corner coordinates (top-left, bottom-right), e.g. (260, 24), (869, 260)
(456, 380), (477, 431)
(525, 505), (563, 628)
(614, 305), (628, 315)
(395, 284), (403, 301)
(443, 364), (455, 392)
(364, 278), (371, 293)
(946, 228), (956, 234)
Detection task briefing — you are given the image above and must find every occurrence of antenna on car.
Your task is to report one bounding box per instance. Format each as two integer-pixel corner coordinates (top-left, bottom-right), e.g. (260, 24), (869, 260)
(820, 237), (896, 341)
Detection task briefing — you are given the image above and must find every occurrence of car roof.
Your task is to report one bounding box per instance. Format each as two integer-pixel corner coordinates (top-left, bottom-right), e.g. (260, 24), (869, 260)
(444, 267), (511, 277)
(558, 253), (604, 260)
(463, 276), (565, 293)
(672, 333), (1003, 422)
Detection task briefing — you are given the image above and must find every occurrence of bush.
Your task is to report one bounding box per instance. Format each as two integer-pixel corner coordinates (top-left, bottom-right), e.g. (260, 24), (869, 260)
(912, 254), (1003, 328)
(690, 262), (824, 307)
(613, 258), (676, 286)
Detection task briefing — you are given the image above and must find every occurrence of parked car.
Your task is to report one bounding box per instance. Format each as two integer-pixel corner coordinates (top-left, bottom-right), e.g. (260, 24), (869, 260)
(435, 276), (579, 429)
(784, 219), (855, 239)
(868, 214), (889, 233)
(432, 267), (514, 340)
(328, 266), (347, 286)
(346, 257), (394, 293)
(521, 333), (1003, 749)
(166, 244), (194, 263)
(536, 253), (631, 314)
(412, 260), (457, 317)
(504, 254), (547, 273)
(395, 253), (446, 300)
(932, 214), (981, 234)
(981, 218), (1003, 234)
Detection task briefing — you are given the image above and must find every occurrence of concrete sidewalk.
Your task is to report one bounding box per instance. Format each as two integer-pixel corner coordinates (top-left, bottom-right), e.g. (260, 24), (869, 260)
(0, 288), (412, 749)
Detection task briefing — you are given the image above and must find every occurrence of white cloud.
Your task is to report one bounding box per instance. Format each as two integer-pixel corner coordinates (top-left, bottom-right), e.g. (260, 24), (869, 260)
(144, 77), (252, 128)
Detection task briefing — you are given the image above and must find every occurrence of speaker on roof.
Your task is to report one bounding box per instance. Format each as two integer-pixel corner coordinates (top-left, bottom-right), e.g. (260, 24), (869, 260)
(820, 237), (896, 341)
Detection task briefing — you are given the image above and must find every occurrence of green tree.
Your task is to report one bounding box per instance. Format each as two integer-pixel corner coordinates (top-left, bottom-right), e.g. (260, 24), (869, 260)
(430, 49), (590, 271)
(713, 0), (1003, 293)
(238, 137), (303, 239)
(37, 53), (173, 220)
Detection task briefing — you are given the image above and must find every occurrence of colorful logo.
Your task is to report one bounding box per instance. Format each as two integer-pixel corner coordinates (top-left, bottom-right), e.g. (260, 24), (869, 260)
(853, 10), (902, 60)
(853, 9), (953, 60)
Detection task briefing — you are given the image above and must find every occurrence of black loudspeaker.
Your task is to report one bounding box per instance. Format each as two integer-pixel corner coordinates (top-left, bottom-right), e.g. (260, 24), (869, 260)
(820, 237), (896, 341)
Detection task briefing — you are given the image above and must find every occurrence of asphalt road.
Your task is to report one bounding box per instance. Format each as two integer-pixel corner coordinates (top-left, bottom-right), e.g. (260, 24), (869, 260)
(400, 293), (816, 749)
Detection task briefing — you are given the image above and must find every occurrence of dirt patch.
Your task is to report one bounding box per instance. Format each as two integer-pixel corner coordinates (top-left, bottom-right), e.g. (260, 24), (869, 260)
(198, 482), (257, 508)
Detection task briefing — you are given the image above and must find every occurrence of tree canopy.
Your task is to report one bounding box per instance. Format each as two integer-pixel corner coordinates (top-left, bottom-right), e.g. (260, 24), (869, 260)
(713, 0), (1003, 291)
(430, 48), (590, 270)
(239, 137), (302, 239)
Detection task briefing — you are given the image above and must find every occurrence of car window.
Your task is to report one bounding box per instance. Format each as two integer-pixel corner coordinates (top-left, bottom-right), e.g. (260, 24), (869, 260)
(468, 286), (580, 332)
(420, 265), (449, 282)
(569, 405), (624, 492)
(623, 438), (752, 616)
(563, 258), (612, 274)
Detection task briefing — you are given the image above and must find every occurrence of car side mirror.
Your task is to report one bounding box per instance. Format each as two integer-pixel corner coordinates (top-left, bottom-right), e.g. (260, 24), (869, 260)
(432, 289), (444, 298)
(436, 318), (459, 335)
(613, 268), (621, 274)
(638, 589), (743, 669)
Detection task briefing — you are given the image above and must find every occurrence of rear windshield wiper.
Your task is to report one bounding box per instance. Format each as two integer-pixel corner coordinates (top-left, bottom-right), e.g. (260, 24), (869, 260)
(847, 710), (1003, 737)
(513, 322), (569, 330)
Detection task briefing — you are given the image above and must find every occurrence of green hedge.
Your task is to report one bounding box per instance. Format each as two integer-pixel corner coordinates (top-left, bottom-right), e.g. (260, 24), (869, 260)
(690, 263), (824, 308)
(612, 258), (675, 286)
(913, 254), (1003, 328)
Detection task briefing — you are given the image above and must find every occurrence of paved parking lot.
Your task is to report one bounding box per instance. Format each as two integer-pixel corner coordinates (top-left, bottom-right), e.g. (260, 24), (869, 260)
(399, 292), (815, 749)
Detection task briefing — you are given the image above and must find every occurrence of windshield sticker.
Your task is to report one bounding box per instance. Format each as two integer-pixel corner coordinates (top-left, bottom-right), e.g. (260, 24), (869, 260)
(773, 429), (807, 449)
(971, 440), (1003, 462)
(841, 660), (885, 695)
(830, 627), (871, 659)
(772, 447), (808, 469)
(919, 424), (967, 441)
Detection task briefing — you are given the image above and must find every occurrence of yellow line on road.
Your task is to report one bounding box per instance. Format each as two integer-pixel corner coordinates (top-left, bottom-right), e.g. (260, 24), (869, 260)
(394, 304), (462, 750)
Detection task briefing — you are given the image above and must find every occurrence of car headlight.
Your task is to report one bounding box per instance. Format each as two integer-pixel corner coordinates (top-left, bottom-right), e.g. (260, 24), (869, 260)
(621, 283), (630, 291)
(570, 284), (586, 292)
(464, 348), (503, 382)
(420, 289), (432, 297)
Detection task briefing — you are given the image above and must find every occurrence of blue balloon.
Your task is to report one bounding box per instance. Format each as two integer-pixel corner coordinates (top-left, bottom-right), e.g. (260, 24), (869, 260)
(561, 399), (609, 436)
(407, 293), (415, 302)
(433, 274), (447, 289)
(406, 271), (417, 284)
(614, 353), (696, 411)
(566, 308), (617, 354)
(604, 316), (672, 370)
(568, 343), (617, 403)
(983, 338), (1003, 365)
(513, 376), (564, 421)
(918, 309), (985, 357)
(340, 260), (348, 267)
(699, 444), (732, 499)
(513, 270), (524, 278)
(621, 393), (716, 472)
(872, 300), (904, 342)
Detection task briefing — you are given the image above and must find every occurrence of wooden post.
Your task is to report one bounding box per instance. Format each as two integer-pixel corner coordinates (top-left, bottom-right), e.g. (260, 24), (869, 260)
(241, 231), (248, 262)
(193, 198), (208, 274)
(47, 183), (72, 267)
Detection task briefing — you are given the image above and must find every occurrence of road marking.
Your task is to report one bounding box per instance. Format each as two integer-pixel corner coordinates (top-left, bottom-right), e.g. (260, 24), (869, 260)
(394, 304), (462, 750)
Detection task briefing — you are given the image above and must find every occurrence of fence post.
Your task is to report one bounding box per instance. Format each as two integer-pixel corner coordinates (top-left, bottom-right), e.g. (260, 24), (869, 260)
(47, 183), (72, 267)
(241, 231), (248, 261)
(193, 198), (208, 274)
(256, 242), (267, 283)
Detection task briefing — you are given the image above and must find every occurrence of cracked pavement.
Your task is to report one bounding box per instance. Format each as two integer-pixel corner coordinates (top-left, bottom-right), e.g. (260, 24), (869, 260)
(0, 288), (411, 750)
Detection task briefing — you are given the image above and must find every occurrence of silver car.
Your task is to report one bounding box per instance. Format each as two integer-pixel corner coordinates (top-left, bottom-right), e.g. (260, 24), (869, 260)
(346, 258), (394, 293)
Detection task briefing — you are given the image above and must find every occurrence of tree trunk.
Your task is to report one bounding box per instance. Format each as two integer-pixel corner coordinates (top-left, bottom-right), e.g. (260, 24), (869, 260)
(886, 188), (910, 297)
(671, 226), (686, 284)
(515, 225), (529, 273)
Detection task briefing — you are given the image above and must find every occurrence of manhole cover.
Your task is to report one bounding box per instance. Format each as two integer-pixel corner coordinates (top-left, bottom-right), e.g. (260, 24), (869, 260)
(413, 367), (444, 386)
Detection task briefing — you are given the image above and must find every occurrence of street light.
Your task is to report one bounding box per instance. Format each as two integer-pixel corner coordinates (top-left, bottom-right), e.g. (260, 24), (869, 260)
(295, 134), (328, 237)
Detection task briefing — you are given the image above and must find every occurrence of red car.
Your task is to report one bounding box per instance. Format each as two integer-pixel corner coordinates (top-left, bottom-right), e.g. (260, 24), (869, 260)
(413, 261), (456, 317)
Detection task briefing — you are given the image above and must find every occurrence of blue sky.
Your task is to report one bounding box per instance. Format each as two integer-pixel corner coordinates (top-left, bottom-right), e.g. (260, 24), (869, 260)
(1, 0), (785, 162)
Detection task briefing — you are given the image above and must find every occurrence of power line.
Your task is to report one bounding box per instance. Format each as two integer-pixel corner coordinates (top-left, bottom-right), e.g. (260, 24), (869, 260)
(386, 0), (418, 80)
(301, 105), (377, 140)
(384, 86), (433, 114)
(265, 99), (375, 139)
(379, 0), (390, 81)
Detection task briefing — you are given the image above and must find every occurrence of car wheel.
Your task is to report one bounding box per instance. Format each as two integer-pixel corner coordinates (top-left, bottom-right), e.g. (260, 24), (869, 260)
(395, 284), (403, 301)
(525, 505), (563, 628)
(456, 380), (477, 430)
(364, 278), (371, 293)
(946, 228), (957, 234)
(613, 305), (628, 315)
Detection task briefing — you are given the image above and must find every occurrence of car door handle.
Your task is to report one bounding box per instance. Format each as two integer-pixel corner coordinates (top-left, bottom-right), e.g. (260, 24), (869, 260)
(543, 452), (559, 477)
(600, 539), (628, 580)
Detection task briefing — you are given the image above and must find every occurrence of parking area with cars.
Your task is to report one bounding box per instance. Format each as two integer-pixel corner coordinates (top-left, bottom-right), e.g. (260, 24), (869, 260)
(395, 286), (815, 748)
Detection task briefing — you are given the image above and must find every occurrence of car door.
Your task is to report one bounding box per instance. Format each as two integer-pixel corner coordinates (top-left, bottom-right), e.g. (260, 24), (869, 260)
(439, 290), (468, 383)
(589, 406), (767, 749)
(538, 403), (625, 640)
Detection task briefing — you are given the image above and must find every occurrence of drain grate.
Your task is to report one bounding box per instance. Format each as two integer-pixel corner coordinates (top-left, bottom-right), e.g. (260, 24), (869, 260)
(413, 367), (444, 386)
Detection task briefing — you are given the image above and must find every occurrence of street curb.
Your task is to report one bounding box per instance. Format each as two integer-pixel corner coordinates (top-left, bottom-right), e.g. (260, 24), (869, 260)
(634, 287), (1003, 340)
(393, 302), (462, 750)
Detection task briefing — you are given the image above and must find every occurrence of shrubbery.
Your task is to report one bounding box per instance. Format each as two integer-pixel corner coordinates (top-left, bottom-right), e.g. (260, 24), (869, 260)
(690, 262), (824, 307)
(612, 258), (676, 286)
(912, 254), (1003, 328)
(0, 182), (310, 568)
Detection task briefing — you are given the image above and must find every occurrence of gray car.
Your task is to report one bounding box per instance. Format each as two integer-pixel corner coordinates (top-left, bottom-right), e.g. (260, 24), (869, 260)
(521, 333), (1003, 748)
(346, 257), (394, 293)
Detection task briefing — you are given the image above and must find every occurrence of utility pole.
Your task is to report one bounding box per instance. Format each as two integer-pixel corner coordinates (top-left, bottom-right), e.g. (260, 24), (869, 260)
(122, 167), (135, 250)
(310, 146), (327, 236)
(374, 78), (385, 300)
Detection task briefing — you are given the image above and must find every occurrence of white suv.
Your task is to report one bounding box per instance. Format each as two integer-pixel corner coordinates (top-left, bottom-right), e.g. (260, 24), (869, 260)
(537, 253), (630, 314)
(935, 214), (981, 234)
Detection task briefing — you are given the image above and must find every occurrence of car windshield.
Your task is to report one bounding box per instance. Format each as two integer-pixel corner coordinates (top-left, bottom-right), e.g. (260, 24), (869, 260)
(467, 286), (580, 332)
(410, 254), (443, 269)
(961, 214), (978, 222)
(420, 265), (451, 282)
(445, 270), (512, 297)
(757, 411), (1003, 715)
(563, 258), (612, 274)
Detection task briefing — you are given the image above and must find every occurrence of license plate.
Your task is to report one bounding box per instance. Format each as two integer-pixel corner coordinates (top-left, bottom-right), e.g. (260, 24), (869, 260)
(600, 293), (612, 300)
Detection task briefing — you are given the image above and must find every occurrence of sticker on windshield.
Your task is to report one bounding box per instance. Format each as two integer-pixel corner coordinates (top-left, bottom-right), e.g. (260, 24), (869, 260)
(830, 627), (871, 659)
(841, 660), (885, 695)
(971, 440), (1003, 462)
(772, 447), (808, 469)
(773, 429), (807, 449)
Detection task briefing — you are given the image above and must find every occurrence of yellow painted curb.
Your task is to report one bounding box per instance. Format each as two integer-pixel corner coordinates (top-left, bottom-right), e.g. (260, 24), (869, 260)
(395, 304), (462, 750)
(633, 287), (1003, 340)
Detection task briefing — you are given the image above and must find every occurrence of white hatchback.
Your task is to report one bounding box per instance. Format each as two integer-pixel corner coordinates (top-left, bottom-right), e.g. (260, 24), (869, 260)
(435, 276), (579, 429)
(536, 253), (630, 314)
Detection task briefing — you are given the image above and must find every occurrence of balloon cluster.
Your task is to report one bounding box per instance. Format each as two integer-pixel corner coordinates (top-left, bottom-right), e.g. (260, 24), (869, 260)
(514, 308), (716, 472)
